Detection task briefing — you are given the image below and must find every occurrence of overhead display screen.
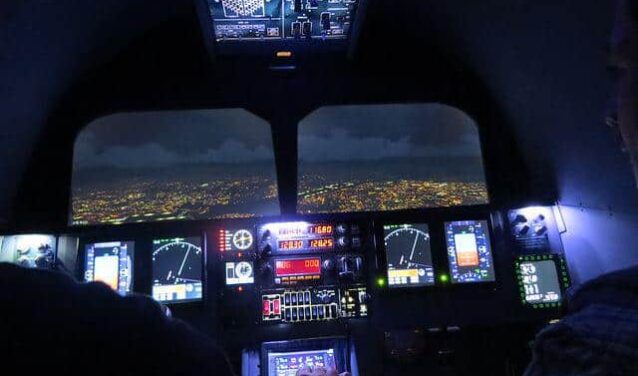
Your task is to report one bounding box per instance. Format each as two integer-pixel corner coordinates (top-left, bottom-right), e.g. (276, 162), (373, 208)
(71, 109), (280, 226)
(445, 220), (495, 284)
(152, 237), (203, 303)
(383, 224), (434, 287)
(298, 104), (489, 214)
(225, 261), (255, 285)
(0, 234), (56, 269)
(267, 349), (336, 376)
(84, 241), (134, 295)
(207, 0), (357, 42)
(516, 255), (569, 308)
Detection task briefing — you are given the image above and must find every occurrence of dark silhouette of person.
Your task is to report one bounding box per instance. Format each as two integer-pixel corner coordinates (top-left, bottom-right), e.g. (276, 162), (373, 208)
(0, 262), (234, 375)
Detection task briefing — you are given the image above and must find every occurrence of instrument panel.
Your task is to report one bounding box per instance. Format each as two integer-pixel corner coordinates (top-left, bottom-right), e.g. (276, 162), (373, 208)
(206, 0), (358, 42)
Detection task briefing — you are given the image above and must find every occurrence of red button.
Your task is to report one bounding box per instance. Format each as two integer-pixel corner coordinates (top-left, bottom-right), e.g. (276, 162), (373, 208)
(263, 300), (270, 315)
(274, 298), (281, 315)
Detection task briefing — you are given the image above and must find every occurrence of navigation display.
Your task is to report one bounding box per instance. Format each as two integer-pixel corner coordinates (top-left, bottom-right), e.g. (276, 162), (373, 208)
(0, 234), (56, 269)
(383, 224), (434, 287)
(516, 255), (569, 308)
(268, 349), (336, 376)
(208, 0), (357, 42)
(84, 241), (134, 295)
(152, 237), (203, 303)
(445, 220), (495, 283)
(225, 261), (255, 285)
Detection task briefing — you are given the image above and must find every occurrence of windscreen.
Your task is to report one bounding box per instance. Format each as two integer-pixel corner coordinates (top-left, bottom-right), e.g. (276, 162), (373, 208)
(71, 109), (280, 225)
(297, 104), (488, 214)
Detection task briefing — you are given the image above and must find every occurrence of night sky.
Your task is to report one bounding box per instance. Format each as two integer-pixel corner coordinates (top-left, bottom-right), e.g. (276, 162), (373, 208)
(74, 104), (482, 170)
(299, 104), (482, 162)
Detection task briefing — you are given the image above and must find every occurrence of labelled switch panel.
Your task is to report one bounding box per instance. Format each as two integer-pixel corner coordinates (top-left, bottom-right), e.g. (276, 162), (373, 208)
(261, 286), (368, 323)
(507, 207), (563, 255)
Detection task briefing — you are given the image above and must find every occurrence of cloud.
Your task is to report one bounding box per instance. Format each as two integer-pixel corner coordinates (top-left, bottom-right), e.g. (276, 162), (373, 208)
(74, 139), (275, 169)
(299, 128), (481, 162)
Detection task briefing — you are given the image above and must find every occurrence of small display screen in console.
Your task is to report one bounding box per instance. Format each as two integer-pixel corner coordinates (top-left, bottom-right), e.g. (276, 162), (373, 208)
(84, 241), (134, 295)
(383, 224), (435, 287)
(152, 237), (203, 303)
(225, 261), (255, 285)
(268, 348), (336, 376)
(515, 254), (569, 308)
(445, 220), (495, 284)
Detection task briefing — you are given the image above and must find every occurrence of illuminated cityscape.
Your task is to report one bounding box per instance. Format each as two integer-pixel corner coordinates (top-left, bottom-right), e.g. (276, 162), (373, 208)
(71, 169), (279, 225)
(298, 175), (488, 213)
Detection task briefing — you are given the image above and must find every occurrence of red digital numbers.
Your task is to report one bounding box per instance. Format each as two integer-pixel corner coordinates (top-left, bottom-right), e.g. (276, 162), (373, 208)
(275, 258), (321, 277)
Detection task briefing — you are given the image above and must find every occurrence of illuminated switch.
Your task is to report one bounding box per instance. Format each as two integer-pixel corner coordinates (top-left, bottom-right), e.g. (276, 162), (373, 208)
(318, 306), (325, 319)
(298, 292), (304, 304)
(263, 300), (271, 316)
(284, 293), (290, 305)
(305, 307), (311, 319)
(299, 308), (305, 320)
(292, 308), (298, 321)
(291, 293), (297, 305)
(312, 306), (318, 319)
(304, 292), (311, 304)
(285, 309), (292, 322)
(274, 298), (281, 315)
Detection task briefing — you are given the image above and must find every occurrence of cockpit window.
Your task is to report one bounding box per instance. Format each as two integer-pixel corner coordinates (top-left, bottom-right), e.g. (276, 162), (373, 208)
(297, 104), (489, 214)
(71, 109), (280, 225)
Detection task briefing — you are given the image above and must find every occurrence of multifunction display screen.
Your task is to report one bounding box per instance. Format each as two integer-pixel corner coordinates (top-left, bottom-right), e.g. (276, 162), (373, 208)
(84, 241), (134, 295)
(383, 224), (435, 287)
(268, 349), (336, 376)
(445, 220), (495, 283)
(0, 234), (56, 269)
(516, 255), (568, 308)
(152, 237), (203, 303)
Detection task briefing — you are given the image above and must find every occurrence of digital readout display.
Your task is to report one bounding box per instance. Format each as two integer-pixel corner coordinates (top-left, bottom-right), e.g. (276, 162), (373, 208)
(279, 240), (304, 250)
(277, 224), (333, 236)
(278, 238), (334, 251)
(309, 238), (334, 249)
(275, 258), (321, 277)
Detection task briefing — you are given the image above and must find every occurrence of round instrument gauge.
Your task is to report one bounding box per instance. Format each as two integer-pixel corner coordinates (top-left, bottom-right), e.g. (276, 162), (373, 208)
(235, 261), (254, 279)
(232, 230), (253, 250)
(152, 240), (202, 284)
(384, 226), (431, 268)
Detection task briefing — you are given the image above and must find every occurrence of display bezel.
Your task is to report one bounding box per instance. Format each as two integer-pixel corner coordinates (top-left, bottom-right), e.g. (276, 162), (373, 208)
(444, 219), (496, 285)
(151, 235), (206, 304)
(83, 240), (135, 295)
(515, 254), (570, 309)
(382, 223), (436, 289)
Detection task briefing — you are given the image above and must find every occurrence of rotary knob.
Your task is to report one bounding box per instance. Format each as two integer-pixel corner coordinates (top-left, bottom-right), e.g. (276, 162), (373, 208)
(322, 259), (335, 272)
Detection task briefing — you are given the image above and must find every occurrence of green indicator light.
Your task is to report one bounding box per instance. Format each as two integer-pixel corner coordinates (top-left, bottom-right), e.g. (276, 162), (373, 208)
(439, 274), (450, 283)
(377, 277), (386, 288)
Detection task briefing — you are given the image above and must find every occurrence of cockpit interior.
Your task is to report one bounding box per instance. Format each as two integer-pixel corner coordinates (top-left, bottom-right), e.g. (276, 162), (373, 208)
(2, 0), (638, 375)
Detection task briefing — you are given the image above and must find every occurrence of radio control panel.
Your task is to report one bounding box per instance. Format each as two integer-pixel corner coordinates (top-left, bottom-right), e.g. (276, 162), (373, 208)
(217, 220), (371, 325)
